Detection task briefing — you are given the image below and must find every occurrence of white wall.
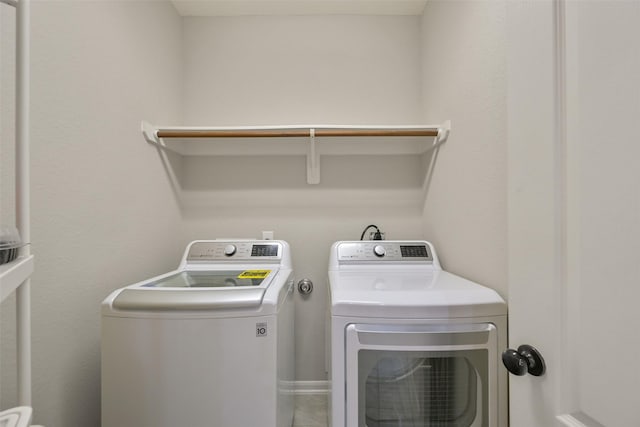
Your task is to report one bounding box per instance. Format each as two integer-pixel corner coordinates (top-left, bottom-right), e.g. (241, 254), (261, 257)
(0, 2), (183, 426)
(183, 15), (423, 125)
(180, 14), (426, 381)
(420, 0), (508, 297)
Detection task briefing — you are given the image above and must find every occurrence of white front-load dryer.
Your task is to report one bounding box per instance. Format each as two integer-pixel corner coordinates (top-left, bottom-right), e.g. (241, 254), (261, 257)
(327, 241), (507, 427)
(101, 240), (295, 427)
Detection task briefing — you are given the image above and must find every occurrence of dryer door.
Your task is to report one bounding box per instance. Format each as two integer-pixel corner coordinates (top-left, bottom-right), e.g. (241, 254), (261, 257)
(345, 323), (498, 427)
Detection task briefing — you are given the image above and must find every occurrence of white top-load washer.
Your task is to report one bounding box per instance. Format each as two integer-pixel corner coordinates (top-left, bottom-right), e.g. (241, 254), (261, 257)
(328, 240), (507, 427)
(102, 240), (295, 427)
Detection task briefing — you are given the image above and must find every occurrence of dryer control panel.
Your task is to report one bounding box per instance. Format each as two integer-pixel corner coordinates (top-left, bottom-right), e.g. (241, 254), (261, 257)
(186, 241), (283, 262)
(336, 241), (433, 262)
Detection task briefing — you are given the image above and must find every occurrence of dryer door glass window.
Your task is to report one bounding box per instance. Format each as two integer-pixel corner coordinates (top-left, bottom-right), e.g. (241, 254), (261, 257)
(345, 323), (497, 427)
(360, 350), (487, 427)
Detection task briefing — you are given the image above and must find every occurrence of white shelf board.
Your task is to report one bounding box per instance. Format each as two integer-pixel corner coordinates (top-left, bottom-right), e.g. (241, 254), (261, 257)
(0, 255), (34, 303)
(142, 122), (449, 156)
(142, 121), (450, 184)
(153, 135), (438, 157)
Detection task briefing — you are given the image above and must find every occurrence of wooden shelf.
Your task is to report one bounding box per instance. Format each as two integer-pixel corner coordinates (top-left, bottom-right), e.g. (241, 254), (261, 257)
(142, 121), (451, 184)
(155, 127), (440, 139)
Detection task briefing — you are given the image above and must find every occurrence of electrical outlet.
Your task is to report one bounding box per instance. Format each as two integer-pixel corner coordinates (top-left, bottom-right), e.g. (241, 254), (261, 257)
(369, 231), (385, 240)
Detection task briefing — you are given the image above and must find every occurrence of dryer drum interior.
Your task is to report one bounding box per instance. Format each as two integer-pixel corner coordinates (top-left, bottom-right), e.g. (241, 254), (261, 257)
(361, 351), (487, 427)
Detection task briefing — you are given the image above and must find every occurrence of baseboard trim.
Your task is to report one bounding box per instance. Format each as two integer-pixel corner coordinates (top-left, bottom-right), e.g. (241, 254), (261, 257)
(557, 415), (585, 427)
(294, 380), (329, 395)
(557, 413), (604, 427)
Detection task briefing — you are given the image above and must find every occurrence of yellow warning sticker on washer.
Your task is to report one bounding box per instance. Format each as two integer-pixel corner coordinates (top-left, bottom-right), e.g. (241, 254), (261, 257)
(238, 270), (271, 279)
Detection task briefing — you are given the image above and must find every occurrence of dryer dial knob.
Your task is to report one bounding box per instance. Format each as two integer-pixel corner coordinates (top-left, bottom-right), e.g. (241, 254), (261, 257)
(373, 245), (386, 257)
(224, 244), (237, 256)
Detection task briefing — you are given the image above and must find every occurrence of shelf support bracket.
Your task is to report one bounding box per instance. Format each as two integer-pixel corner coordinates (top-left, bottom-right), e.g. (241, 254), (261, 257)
(307, 128), (320, 184)
(434, 120), (451, 148)
(141, 121), (160, 146)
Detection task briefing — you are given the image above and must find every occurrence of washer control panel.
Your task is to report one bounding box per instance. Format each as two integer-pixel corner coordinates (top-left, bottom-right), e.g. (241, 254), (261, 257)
(337, 241), (433, 262)
(187, 241), (282, 262)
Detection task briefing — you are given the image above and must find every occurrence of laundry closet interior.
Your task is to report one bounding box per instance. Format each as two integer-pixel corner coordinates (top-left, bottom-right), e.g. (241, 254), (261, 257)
(1, 1), (508, 426)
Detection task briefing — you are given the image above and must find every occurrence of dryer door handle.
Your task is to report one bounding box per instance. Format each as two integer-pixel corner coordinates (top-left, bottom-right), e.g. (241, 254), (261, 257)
(502, 344), (546, 376)
(351, 323), (495, 347)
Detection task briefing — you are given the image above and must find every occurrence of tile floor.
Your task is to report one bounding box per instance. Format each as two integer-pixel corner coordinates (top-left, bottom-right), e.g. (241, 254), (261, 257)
(293, 394), (328, 427)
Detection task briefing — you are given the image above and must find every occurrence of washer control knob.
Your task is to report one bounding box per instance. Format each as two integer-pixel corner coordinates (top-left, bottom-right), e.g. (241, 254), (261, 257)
(223, 244), (237, 256)
(373, 245), (386, 257)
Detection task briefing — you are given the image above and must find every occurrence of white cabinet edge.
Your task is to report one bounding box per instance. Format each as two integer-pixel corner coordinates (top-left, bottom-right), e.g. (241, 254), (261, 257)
(0, 255), (35, 303)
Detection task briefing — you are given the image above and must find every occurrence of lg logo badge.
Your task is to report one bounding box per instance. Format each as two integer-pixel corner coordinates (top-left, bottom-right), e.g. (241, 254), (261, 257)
(256, 322), (268, 337)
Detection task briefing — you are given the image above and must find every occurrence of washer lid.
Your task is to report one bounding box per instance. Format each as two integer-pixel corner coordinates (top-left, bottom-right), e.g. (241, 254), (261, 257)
(329, 270), (506, 319)
(142, 270), (271, 288)
(112, 269), (276, 311)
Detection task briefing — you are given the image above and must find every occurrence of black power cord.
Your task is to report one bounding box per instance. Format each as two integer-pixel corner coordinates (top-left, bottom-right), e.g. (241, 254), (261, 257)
(360, 224), (383, 240)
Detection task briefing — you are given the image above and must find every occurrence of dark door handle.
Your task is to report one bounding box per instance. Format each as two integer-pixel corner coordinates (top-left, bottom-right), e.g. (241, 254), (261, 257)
(502, 344), (546, 376)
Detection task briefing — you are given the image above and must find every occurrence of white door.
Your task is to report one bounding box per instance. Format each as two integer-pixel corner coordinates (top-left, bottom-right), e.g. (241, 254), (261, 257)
(507, 1), (640, 426)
